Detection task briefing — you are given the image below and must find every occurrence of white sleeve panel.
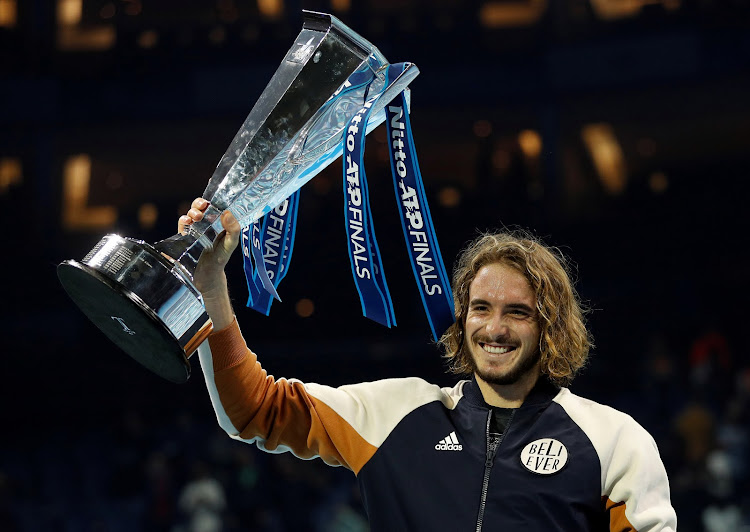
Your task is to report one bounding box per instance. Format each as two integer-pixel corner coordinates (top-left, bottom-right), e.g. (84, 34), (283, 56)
(197, 341), (239, 435)
(304, 378), (465, 448)
(554, 388), (677, 532)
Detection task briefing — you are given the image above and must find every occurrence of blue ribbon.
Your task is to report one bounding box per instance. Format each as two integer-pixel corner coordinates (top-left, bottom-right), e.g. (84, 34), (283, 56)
(241, 62), (455, 340)
(250, 211), (280, 302)
(241, 190), (300, 315)
(241, 219), (263, 306)
(385, 64), (455, 340)
(343, 87), (396, 327)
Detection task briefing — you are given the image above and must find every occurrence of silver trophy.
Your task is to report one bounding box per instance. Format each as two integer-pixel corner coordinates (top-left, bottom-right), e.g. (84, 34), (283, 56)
(57, 11), (419, 383)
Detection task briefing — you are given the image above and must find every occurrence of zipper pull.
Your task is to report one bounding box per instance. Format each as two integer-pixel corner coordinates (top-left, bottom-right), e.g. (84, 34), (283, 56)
(485, 410), (497, 467)
(485, 436), (500, 467)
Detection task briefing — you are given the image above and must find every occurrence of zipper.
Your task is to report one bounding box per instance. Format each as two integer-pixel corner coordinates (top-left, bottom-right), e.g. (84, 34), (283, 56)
(475, 408), (515, 532)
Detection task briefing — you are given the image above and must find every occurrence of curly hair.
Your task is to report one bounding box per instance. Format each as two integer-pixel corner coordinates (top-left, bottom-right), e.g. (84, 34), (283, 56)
(439, 231), (593, 387)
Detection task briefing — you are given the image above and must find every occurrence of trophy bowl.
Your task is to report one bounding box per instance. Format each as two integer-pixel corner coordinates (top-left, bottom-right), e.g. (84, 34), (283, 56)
(58, 235), (209, 383)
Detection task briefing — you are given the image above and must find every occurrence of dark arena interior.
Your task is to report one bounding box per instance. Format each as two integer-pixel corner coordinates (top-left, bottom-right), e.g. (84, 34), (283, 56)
(1, 1), (749, 530)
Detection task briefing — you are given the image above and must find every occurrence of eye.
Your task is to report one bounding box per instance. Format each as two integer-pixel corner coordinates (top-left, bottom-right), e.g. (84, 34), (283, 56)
(508, 307), (533, 318)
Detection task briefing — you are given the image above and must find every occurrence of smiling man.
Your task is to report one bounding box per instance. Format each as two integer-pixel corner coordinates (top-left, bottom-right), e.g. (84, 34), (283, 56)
(440, 233), (592, 406)
(181, 199), (677, 531)
(465, 262), (543, 399)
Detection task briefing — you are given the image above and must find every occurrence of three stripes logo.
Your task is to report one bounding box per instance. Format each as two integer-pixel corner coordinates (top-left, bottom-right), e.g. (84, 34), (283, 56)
(435, 431), (463, 451)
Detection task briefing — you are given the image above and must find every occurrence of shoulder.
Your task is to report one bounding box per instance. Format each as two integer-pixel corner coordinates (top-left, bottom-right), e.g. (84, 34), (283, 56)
(304, 376), (467, 410)
(553, 388), (654, 444)
(302, 377), (468, 447)
(553, 388), (666, 492)
(553, 390), (676, 529)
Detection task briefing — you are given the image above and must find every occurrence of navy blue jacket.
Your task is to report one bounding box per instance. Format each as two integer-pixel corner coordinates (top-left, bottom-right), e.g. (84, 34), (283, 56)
(200, 320), (677, 531)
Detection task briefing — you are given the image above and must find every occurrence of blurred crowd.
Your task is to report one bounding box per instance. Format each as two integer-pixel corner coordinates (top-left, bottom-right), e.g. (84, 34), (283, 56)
(0, 401), (368, 532)
(659, 330), (750, 532)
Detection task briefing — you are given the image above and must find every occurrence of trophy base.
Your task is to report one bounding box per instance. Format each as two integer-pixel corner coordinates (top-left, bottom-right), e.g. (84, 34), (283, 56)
(57, 235), (213, 383)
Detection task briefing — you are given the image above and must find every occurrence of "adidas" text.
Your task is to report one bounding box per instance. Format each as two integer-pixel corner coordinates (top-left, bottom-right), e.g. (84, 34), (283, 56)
(435, 431), (463, 451)
(435, 443), (463, 451)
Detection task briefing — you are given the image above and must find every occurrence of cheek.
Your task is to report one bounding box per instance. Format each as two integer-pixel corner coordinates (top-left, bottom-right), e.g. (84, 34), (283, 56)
(524, 323), (542, 345)
(464, 316), (482, 335)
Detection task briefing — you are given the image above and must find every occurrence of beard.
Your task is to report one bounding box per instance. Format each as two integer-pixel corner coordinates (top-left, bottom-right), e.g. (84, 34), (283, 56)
(467, 342), (541, 386)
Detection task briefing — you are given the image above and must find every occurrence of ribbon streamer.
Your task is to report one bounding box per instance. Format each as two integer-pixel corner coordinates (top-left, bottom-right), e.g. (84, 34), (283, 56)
(385, 64), (455, 340)
(242, 64), (455, 340)
(343, 87), (397, 327)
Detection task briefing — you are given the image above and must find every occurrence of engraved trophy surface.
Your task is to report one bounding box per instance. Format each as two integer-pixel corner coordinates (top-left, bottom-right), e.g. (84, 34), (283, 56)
(57, 11), (419, 383)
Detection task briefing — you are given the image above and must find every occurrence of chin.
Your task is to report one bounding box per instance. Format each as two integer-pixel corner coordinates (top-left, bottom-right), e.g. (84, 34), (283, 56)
(473, 352), (541, 387)
(477, 369), (523, 386)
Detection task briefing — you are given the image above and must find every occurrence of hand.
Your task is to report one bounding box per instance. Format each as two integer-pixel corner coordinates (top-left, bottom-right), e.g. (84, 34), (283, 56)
(178, 198), (240, 331)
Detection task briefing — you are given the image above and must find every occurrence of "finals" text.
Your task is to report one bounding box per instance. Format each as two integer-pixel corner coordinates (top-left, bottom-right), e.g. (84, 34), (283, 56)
(389, 105), (442, 296)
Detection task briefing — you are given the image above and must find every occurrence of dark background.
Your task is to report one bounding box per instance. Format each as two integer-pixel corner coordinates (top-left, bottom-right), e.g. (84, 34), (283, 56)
(1, 0), (749, 530)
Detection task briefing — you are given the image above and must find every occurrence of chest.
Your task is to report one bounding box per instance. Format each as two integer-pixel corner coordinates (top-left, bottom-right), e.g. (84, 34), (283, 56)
(358, 401), (606, 531)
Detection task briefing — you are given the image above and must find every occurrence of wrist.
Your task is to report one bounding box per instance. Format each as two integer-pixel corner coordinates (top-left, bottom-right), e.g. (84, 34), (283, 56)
(195, 269), (227, 296)
(199, 275), (234, 331)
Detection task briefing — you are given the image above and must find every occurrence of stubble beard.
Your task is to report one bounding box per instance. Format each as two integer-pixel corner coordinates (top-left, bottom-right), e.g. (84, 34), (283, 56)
(469, 343), (542, 386)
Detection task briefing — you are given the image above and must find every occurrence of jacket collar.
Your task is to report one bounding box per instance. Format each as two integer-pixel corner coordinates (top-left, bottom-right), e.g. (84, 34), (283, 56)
(462, 374), (561, 410)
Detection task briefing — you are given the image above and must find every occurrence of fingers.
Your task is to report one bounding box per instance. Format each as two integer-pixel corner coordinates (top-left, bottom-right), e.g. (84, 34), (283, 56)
(192, 197), (209, 211)
(178, 198), (210, 234)
(188, 197), (209, 222)
(178, 215), (192, 234)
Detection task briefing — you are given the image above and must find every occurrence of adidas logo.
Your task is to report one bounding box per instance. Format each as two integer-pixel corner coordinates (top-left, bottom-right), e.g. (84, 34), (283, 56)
(435, 431), (463, 451)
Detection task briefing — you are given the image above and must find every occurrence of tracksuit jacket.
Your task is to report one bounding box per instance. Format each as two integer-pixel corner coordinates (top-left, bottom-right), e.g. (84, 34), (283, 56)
(198, 319), (677, 531)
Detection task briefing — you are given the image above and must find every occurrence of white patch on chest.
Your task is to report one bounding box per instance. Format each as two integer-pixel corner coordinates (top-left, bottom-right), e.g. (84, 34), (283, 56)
(520, 438), (568, 475)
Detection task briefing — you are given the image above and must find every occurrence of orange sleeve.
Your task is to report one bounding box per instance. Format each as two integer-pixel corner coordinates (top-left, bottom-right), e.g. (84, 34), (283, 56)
(603, 498), (635, 532)
(207, 319), (378, 473)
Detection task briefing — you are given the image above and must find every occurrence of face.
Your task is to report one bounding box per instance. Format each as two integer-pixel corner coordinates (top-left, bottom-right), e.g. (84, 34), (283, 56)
(464, 262), (542, 387)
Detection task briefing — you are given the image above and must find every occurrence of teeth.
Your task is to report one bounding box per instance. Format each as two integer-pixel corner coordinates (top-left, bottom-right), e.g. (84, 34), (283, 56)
(482, 344), (512, 354)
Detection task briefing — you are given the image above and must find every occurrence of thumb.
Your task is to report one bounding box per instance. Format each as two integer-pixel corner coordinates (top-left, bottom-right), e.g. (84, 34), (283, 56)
(219, 210), (241, 253)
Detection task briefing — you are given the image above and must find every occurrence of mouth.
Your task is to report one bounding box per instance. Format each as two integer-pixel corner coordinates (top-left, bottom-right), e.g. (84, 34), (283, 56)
(479, 342), (517, 355)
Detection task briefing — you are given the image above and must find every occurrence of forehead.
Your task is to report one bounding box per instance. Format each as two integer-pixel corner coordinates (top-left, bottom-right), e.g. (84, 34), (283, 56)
(469, 262), (535, 304)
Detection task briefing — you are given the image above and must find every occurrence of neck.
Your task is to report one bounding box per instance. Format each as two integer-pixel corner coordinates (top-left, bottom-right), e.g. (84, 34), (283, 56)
(475, 368), (541, 408)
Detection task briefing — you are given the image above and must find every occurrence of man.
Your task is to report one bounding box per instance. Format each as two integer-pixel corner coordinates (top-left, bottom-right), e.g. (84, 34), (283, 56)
(180, 197), (677, 531)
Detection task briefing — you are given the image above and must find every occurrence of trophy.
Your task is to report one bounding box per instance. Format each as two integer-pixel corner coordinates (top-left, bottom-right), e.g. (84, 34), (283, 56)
(57, 11), (419, 383)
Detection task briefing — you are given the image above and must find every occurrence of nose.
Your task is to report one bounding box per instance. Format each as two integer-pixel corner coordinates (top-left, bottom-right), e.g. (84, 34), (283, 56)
(485, 311), (510, 339)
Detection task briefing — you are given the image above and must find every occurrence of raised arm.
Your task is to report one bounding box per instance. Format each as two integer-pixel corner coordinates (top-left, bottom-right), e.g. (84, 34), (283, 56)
(178, 199), (387, 472)
(178, 197), (240, 331)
